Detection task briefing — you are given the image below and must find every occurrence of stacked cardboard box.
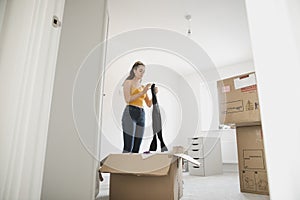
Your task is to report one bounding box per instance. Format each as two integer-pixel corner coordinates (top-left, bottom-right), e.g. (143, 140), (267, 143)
(217, 72), (269, 195)
(236, 126), (269, 194)
(218, 72), (260, 126)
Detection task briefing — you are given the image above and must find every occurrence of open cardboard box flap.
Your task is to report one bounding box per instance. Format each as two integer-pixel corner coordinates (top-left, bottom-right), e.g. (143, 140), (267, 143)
(174, 153), (200, 166)
(100, 153), (201, 176)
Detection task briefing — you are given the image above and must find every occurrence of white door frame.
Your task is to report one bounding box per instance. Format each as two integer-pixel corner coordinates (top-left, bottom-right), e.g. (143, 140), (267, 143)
(0, 0), (65, 199)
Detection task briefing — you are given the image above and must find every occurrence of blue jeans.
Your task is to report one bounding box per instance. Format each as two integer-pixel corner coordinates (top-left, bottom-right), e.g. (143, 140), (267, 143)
(122, 105), (145, 153)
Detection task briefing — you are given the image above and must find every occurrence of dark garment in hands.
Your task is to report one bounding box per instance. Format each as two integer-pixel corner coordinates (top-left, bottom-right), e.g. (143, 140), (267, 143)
(149, 84), (168, 152)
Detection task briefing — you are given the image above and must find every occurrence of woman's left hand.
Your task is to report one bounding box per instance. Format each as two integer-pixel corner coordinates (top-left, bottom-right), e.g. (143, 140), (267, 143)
(154, 87), (158, 94)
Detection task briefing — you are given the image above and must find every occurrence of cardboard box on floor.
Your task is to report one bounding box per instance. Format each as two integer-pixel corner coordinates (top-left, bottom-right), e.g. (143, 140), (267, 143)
(99, 148), (200, 200)
(217, 72), (261, 126)
(236, 125), (269, 195)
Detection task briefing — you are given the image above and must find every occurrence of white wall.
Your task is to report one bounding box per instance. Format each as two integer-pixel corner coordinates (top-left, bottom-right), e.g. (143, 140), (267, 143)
(100, 57), (253, 163)
(219, 129), (238, 164)
(100, 55), (197, 157)
(41, 1), (107, 199)
(246, 0), (300, 199)
(177, 74), (201, 144)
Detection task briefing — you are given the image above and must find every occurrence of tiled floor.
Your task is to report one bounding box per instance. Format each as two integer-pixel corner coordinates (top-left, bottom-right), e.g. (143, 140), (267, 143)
(96, 172), (270, 200)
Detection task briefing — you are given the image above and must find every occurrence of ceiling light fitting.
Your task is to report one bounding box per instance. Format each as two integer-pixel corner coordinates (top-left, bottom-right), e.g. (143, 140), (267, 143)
(185, 14), (192, 36)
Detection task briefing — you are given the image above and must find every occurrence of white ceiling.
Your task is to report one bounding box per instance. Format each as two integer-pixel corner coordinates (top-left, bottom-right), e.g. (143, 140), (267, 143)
(107, 0), (253, 70)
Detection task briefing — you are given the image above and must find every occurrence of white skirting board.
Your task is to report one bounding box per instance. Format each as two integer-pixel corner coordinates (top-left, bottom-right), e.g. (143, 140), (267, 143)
(222, 163), (238, 173)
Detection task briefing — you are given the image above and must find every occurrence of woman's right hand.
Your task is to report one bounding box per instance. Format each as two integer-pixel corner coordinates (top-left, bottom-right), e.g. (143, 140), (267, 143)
(143, 83), (152, 94)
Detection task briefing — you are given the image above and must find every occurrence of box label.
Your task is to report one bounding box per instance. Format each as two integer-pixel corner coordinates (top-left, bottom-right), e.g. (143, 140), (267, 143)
(242, 171), (256, 191)
(241, 85), (257, 92)
(234, 73), (257, 89)
(241, 170), (269, 193)
(222, 100), (244, 114)
(222, 85), (230, 93)
(245, 100), (254, 111)
(256, 172), (269, 193)
(243, 150), (265, 169)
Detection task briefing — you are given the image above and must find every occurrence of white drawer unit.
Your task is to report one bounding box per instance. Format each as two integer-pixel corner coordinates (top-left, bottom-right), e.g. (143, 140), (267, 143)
(188, 149), (204, 158)
(189, 137), (203, 144)
(189, 142), (203, 150)
(187, 136), (223, 176)
(189, 159), (205, 175)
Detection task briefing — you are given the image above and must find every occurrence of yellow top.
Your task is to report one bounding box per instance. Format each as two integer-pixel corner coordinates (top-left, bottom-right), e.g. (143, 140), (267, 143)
(129, 86), (146, 108)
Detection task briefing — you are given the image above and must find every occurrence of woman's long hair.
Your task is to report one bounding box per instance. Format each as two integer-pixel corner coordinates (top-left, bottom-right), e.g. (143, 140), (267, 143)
(125, 61), (145, 80)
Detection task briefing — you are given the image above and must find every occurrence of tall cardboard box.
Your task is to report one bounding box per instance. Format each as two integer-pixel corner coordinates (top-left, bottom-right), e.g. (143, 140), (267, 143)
(100, 153), (200, 200)
(236, 125), (269, 195)
(217, 72), (261, 126)
(217, 72), (269, 195)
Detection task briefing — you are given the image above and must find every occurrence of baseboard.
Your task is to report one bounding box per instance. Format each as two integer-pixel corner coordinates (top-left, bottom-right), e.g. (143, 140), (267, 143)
(222, 163), (238, 173)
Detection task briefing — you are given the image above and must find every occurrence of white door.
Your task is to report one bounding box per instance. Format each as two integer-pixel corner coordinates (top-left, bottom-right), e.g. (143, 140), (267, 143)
(41, 0), (108, 200)
(0, 0), (65, 199)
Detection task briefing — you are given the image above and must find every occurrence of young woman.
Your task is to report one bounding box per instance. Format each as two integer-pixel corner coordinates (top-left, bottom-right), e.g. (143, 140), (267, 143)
(122, 61), (153, 153)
